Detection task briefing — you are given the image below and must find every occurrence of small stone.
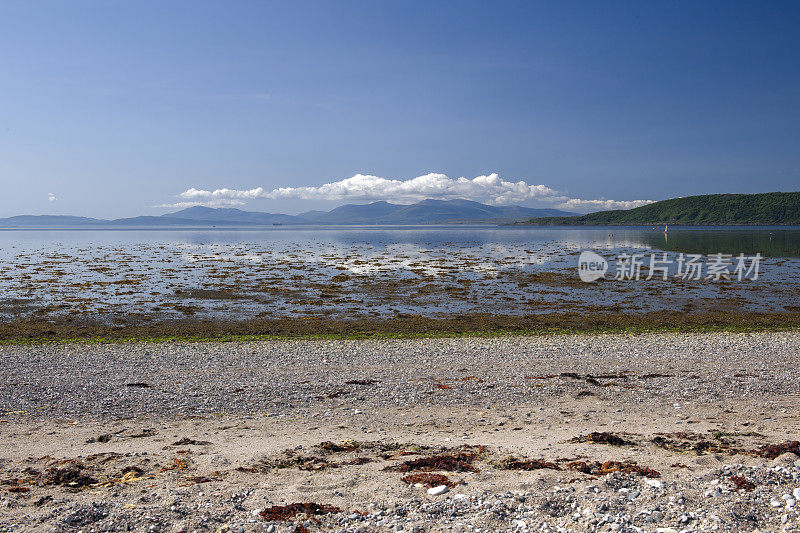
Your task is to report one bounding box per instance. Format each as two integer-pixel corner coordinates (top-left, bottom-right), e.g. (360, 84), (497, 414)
(771, 499), (783, 507)
(427, 485), (449, 496)
(646, 479), (665, 489)
(210, 454), (230, 466)
(656, 529), (678, 533)
(794, 487), (800, 500)
(773, 453), (797, 465)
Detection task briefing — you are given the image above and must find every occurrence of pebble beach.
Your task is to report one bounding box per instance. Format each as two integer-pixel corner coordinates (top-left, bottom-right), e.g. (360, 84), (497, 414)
(0, 331), (799, 532)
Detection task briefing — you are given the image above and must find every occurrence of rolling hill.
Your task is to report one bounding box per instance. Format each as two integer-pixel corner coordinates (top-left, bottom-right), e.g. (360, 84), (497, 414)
(0, 200), (576, 227)
(515, 192), (800, 226)
(295, 199), (572, 224)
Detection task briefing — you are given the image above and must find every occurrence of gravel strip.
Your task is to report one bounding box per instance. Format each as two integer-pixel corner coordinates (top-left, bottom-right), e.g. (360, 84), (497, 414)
(1, 332), (798, 419)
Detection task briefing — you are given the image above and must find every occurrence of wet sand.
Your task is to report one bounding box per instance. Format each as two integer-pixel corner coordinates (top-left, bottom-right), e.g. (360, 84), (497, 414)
(1, 310), (800, 343)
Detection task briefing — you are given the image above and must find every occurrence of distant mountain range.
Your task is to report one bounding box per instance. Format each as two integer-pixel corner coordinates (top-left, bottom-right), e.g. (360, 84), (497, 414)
(514, 191), (800, 226)
(0, 199), (576, 228)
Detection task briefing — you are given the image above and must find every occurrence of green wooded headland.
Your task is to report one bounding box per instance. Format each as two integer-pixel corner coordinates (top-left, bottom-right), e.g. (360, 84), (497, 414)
(515, 191), (800, 226)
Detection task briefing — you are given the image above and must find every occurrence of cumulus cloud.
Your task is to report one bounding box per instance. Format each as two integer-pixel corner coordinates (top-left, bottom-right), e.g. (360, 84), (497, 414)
(47, 192), (57, 202)
(180, 187), (265, 201)
(172, 172), (652, 212)
(251, 173), (559, 205)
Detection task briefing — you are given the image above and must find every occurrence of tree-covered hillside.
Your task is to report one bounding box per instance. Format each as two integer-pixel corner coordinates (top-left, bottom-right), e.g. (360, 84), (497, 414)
(516, 192), (800, 226)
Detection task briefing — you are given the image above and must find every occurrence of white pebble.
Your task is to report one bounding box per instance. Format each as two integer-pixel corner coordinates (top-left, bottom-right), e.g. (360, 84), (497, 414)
(427, 485), (449, 496)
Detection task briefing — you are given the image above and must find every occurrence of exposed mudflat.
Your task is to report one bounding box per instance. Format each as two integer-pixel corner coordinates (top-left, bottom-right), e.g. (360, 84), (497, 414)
(2, 230), (798, 323)
(2, 310), (800, 343)
(1, 332), (799, 531)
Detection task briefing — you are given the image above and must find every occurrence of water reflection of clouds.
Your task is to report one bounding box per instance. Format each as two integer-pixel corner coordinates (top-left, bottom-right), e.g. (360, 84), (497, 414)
(0, 228), (798, 320)
(174, 240), (565, 277)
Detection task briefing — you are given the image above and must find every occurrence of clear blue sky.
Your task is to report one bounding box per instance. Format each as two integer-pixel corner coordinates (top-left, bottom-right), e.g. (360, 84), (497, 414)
(1, 1), (798, 217)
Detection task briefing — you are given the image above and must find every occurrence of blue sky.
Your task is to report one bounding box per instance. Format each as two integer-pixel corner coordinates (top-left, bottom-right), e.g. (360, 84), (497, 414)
(1, 1), (798, 217)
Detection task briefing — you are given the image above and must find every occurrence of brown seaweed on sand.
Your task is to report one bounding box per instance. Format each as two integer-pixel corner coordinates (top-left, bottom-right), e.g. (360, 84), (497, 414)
(494, 457), (561, 471)
(750, 441), (800, 459)
(316, 441), (360, 453)
(43, 463), (98, 488)
(567, 460), (660, 478)
(259, 502), (343, 521)
(172, 437), (212, 446)
(401, 473), (459, 488)
(729, 475), (756, 492)
(651, 432), (739, 455)
(386, 452), (480, 473)
(570, 432), (636, 446)
(266, 453), (334, 472)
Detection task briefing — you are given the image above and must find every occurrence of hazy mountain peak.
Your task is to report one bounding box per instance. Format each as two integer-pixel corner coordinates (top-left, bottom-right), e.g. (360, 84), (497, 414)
(0, 199), (577, 227)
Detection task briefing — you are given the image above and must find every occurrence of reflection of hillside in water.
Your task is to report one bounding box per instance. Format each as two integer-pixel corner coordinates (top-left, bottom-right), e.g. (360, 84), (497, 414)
(640, 228), (800, 257)
(0, 227), (799, 321)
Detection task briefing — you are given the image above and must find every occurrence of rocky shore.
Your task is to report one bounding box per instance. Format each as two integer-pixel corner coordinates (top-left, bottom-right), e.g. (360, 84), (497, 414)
(1, 332), (798, 532)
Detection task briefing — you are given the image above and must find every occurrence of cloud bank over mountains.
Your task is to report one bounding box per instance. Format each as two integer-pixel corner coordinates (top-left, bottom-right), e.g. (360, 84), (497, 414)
(164, 173), (653, 212)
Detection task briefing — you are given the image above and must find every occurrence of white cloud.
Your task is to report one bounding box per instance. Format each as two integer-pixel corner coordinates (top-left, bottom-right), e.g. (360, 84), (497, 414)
(554, 197), (654, 211)
(47, 192), (57, 202)
(179, 187), (264, 201)
(172, 172), (652, 212)
(254, 173), (559, 204)
(156, 198), (246, 209)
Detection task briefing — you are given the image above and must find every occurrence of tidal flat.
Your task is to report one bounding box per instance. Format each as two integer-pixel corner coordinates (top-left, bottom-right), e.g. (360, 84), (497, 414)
(0, 227), (799, 340)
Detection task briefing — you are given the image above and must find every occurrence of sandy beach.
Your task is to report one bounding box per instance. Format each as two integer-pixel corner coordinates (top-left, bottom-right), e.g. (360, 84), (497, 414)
(4, 1), (799, 531)
(0, 332), (799, 532)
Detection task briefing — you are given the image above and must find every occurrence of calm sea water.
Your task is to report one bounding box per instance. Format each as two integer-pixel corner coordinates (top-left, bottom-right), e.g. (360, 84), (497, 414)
(0, 226), (798, 320)
(1, 225), (798, 255)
